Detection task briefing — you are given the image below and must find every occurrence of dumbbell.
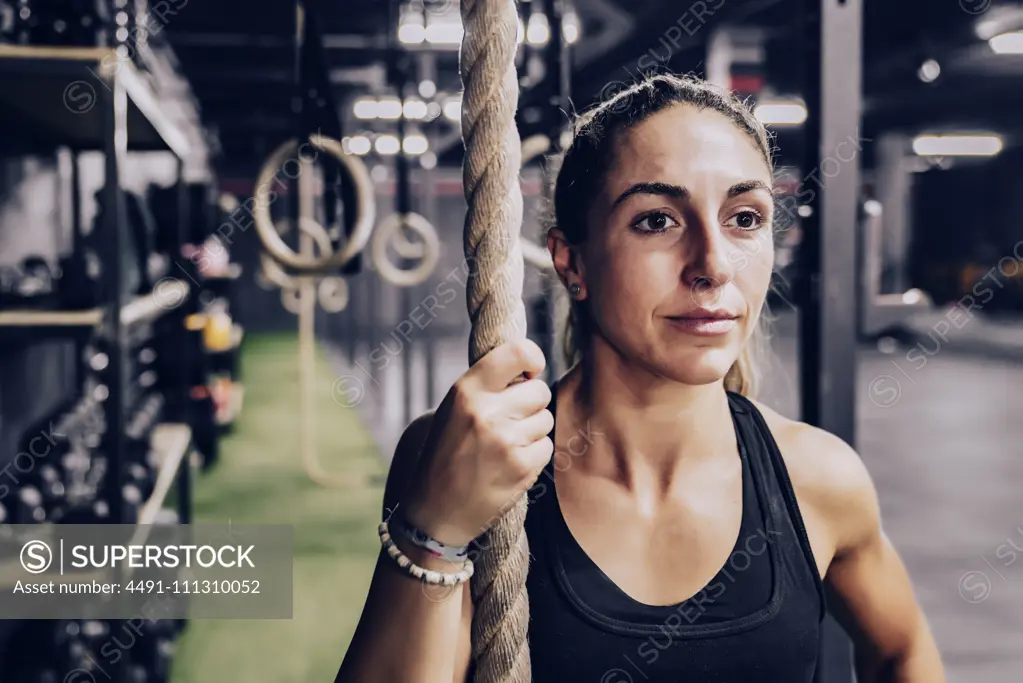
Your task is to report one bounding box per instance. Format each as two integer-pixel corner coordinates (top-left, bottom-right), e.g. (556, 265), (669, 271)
(125, 394), (165, 459)
(15, 0), (100, 46)
(127, 665), (151, 683)
(135, 620), (177, 683)
(69, 619), (111, 670)
(59, 498), (110, 525)
(35, 463), (67, 518)
(0, 255), (58, 309)
(123, 484), (144, 524)
(17, 397), (79, 463)
(60, 446), (98, 506)
(51, 620), (94, 673)
(125, 461), (156, 500)
(14, 485), (46, 523)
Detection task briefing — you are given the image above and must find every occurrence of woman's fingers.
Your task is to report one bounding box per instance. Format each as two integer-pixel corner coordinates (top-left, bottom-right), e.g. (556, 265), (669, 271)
(500, 379), (552, 419)
(466, 339), (547, 393)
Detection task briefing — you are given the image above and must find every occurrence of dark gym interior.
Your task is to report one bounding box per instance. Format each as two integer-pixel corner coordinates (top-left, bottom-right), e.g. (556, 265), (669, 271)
(0, 0), (1021, 682)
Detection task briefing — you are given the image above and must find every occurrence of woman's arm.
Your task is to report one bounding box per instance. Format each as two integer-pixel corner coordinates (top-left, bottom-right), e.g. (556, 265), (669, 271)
(334, 413), (473, 683)
(335, 339), (552, 683)
(786, 424), (945, 683)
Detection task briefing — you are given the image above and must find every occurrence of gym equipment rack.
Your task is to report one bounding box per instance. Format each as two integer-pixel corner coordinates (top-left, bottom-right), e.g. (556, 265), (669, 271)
(0, 42), (201, 683)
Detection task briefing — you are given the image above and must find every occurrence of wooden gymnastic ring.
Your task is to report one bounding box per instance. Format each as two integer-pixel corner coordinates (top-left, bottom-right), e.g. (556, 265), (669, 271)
(253, 134), (375, 273)
(259, 217), (335, 291)
(371, 211), (441, 287)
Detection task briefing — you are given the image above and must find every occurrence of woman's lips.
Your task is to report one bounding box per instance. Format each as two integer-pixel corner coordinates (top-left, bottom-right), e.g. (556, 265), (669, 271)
(666, 317), (738, 336)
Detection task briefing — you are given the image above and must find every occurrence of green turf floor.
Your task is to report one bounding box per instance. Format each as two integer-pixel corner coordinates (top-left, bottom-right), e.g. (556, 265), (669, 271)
(171, 332), (387, 683)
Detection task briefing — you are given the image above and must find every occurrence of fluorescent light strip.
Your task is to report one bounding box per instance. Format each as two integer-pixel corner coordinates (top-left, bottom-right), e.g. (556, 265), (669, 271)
(989, 31), (1023, 55)
(754, 103), (807, 126)
(912, 135), (1003, 157)
(375, 135), (400, 156)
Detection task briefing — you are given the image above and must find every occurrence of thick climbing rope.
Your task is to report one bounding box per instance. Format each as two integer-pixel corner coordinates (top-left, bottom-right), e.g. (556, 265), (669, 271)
(459, 1), (531, 682)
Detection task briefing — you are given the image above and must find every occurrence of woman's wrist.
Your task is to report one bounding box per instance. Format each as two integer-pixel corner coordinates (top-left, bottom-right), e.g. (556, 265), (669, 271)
(400, 497), (475, 548)
(389, 530), (462, 574)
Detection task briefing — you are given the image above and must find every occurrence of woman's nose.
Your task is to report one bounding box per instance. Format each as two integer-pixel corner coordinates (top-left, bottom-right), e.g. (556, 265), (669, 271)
(681, 217), (735, 298)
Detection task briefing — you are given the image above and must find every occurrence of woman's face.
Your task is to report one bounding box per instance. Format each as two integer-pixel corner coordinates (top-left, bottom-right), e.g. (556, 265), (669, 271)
(567, 104), (775, 386)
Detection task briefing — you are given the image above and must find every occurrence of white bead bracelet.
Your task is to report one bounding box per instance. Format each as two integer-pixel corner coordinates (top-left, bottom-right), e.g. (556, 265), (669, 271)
(378, 521), (474, 586)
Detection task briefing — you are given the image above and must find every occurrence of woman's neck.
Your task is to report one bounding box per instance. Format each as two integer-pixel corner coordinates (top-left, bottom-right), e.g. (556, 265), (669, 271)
(558, 351), (737, 497)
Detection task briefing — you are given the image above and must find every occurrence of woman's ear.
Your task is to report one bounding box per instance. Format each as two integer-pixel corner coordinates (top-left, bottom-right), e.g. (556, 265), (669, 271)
(546, 227), (587, 299)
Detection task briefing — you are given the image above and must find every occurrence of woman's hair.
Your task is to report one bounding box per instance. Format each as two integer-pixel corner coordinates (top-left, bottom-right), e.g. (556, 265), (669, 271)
(550, 73), (775, 397)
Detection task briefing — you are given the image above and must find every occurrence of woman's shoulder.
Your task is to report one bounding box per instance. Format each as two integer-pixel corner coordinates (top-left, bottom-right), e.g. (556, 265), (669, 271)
(748, 398), (882, 558)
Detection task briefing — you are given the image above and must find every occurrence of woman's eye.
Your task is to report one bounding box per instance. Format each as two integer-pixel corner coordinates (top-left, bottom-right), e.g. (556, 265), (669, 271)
(633, 212), (679, 233)
(729, 210), (765, 231)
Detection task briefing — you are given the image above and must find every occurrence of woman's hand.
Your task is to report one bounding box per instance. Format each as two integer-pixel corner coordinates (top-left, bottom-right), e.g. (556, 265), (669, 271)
(401, 339), (554, 547)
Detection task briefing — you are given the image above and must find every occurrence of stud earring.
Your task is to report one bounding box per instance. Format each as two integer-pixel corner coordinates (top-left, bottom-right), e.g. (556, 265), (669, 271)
(569, 283), (581, 297)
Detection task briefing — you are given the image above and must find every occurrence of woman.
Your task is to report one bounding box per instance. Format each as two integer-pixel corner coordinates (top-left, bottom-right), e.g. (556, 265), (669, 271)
(336, 74), (944, 683)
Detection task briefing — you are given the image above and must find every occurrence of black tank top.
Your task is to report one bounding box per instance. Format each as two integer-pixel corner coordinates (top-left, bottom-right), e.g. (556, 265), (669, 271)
(520, 389), (826, 683)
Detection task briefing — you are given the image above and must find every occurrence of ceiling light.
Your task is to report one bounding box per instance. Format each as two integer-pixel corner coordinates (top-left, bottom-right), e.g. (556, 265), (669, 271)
(399, 22), (425, 44)
(443, 96), (461, 122)
(375, 135), (400, 156)
(912, 134), (1003, 157)
(403, 135), (429, 155)
(526, 13), (550, 46)
(563, 12), (580, 44)
(353, 98), (378, 119)
(345, 136), (371, 155)
(753, 102), (807, 126)
(418, 80), (436, 99)
(403, 99), (428, 120)
(989, 31), (1023, 54)
(425, 22), (463, 45)
(376, 97), (402, 120)
(917, 59), (940, 83)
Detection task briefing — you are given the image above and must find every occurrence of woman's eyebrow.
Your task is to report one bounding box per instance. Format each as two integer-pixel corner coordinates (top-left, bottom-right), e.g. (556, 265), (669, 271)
(611, 182), (689, 209)
(727, 180), (772, 197)
(611, 180), (771, 209)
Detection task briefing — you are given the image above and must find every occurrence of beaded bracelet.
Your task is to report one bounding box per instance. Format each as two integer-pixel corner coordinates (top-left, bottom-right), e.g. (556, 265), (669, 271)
(390, 512), (471, 563)
(378, 521), (474, 586)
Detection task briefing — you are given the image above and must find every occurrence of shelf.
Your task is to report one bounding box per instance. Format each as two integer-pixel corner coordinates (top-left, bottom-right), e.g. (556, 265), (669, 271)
(0, 280), (189, 342)
(0, 45), (189, 156)
(0, 307), (103, 331)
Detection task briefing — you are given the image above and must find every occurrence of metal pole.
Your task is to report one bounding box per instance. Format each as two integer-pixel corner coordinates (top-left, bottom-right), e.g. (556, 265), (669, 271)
(392, 0), (414, 426)
(801, 0), (860, 681)
(420, 51), (439, 408)
(175, 159), (192, 526)
(70, 151), (83, 391)
(101, 67), (128, 683)
(538, 0), (570, 383)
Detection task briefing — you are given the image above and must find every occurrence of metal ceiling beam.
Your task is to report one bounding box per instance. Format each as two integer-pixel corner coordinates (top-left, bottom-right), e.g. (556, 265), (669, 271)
(181, 64), (386, 86)
(170, 32), (388, 50)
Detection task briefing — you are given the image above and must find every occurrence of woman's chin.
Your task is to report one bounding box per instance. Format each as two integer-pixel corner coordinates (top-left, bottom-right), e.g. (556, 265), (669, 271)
(658, 348), (738, 386)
